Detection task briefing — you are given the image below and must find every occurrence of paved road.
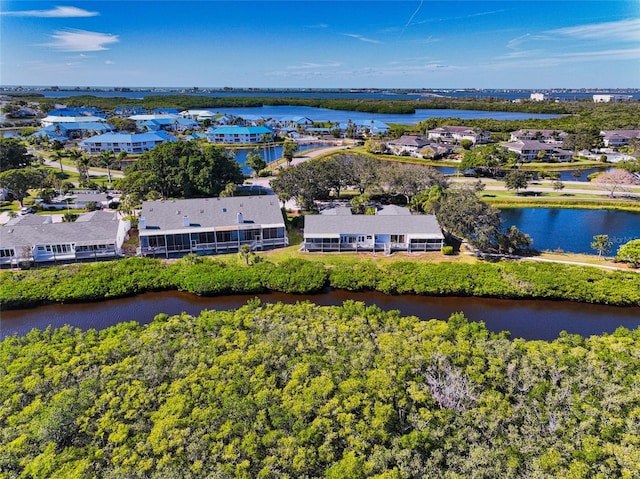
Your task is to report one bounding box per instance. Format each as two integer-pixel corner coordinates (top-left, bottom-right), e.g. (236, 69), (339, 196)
(41, 159), (125, 181)
(39, 144), (640, 202)
(246, 145), (640, 205)
(450, 178), (640, 198)
(244, 145), (350, 210)
(287, 144), (351, 167)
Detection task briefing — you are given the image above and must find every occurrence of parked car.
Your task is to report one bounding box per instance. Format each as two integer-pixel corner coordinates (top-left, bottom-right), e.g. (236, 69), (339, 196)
(19, 207), (35, 215)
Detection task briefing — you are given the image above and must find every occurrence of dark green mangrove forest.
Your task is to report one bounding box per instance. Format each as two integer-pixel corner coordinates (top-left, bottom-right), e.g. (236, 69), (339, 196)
(2, 301), (639, 478)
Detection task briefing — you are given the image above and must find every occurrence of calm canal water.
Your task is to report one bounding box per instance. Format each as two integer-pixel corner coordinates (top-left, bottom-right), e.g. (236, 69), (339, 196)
(431, 166), (609, 182)
(2, 290), (639, 341)
(501, 208), (640, 254)
(232, 142), (331, 173)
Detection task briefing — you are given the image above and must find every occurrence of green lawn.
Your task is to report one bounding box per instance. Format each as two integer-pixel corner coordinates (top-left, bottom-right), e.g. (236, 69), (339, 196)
(480, 191), (640, 211)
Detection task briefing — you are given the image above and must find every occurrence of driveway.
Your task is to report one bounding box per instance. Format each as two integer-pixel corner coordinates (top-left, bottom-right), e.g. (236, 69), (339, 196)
(244, 144), (350, 211)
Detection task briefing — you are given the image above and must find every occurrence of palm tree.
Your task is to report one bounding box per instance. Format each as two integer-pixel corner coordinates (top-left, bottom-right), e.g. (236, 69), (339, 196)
(100, 150), (117, 187)
(282, 140), (298, 166)
(74, 153), (92, 188)
(117, 151), (128, 170)
(67, 148), (83, 172)
(238, 244), (253, 266)
(52, 149), (66, 174)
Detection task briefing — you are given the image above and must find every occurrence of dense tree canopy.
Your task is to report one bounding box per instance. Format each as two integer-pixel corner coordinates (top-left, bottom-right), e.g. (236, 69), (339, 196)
(0, 167), (44, 206)
(0, 138), (33, 171)
(116, 141), (243, 199)
(271, 154), (447, 210)
(562, 128), (604, 152)
(616, 239), (640, 268)
(1, 301), (639, 478)
(459, 144), (517, 175)
(504, 169), (529, 192)
(433, 188), (531, 253)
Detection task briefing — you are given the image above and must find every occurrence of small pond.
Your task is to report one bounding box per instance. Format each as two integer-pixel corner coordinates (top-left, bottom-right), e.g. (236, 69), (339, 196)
(501, 208), (640, 254)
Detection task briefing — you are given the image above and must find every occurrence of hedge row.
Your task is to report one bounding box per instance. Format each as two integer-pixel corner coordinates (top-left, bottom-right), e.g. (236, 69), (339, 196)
(1, 256), (639, 310)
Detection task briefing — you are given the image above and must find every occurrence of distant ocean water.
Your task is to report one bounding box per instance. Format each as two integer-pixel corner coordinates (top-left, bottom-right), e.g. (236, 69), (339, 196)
(2, 88), (639, 102)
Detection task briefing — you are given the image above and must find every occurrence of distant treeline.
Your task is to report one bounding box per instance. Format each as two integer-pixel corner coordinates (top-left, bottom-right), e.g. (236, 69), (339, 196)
(54, 94), (573, 114)
(14, 94), (636, 131)
(1, 256), (639, 310)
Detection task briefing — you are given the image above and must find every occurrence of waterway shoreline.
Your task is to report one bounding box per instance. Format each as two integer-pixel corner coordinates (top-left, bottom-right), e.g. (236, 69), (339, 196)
(2, 255), (639, 315)
(2, 289), (640, 341)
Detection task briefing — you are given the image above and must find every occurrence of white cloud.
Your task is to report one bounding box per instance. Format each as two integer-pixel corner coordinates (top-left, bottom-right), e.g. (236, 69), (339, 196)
(507, 34), (550, 50)
(343, 33), (382, 44)
(558, 47), (640, 61)
(268, 60), (459, 82)
(105, 60), (115, 65)
(413, 36), (439, 45)
(2, 6), (98, 17)
(42, 29), (119, 52)
(490, 47), (640, 71)
(548, 18), (640, 43)
(287, 61), (341, 70)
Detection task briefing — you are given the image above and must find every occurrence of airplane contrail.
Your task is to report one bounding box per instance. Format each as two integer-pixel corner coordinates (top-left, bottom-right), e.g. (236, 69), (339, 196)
(401, 0), (424, 35)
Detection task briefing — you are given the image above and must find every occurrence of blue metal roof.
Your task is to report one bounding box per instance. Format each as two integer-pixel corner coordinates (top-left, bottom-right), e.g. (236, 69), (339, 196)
(48, 107), (105, 117)
(209, 125), (273, 135)
(80, 131), (177, 144)
(57, 122), (114, 131)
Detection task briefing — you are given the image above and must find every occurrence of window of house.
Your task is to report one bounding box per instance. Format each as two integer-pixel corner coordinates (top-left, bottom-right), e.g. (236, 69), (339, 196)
(263, 227), (284, 239)
(145, 235), (166, 248)
(216, 231), (232, 243)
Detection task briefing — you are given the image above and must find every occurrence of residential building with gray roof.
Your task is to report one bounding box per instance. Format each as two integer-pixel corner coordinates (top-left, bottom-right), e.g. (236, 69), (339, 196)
(303, 206), (444, 253)
(1, 212), (130, 267)
(138, 195), (288, 257)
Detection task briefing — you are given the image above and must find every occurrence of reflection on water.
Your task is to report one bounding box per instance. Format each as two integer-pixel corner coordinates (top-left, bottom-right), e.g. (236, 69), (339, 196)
(501, 208), (640, 254)
(2, 290), (639, 341)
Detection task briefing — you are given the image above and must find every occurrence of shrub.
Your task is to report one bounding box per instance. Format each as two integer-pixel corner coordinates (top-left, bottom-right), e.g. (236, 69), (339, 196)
(329, 262), (381, 291)
(263, 258), (328, 293)
(441, 245), (454, 255)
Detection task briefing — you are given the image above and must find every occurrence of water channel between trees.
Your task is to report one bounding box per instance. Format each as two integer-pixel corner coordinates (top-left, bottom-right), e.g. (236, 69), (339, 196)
(2, 290), (639, 342)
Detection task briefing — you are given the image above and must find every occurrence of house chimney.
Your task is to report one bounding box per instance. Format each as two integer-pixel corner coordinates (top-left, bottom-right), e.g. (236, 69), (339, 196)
(183, 215), (190, 227)
(139, 217), (146, 229)
(237, 212), (244, 224)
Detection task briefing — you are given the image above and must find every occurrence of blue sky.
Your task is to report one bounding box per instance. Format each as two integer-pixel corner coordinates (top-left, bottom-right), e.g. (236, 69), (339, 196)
(1, 1), (639, 88)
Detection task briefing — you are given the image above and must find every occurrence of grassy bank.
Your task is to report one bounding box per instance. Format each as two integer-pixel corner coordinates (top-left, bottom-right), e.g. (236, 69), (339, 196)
(1, 255), (639, 310)
(481, 192), (640, 211)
